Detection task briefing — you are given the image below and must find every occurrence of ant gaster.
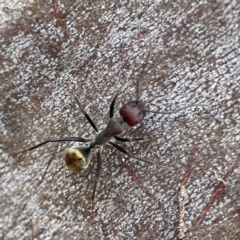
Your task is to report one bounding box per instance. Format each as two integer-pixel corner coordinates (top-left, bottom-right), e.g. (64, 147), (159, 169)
(18, 80), (153, 200)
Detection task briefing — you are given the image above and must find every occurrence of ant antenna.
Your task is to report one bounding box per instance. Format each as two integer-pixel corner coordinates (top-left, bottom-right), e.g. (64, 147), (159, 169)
(144, 104), (212, 116)
(143, 104), (215, 118)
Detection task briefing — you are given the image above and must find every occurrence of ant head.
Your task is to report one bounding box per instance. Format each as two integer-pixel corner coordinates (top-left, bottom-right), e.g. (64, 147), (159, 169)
(119, 101), (146, 126)
(64, 147), (91, 172)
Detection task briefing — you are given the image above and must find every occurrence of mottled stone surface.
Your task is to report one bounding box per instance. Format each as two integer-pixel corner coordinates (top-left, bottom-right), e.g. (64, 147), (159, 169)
(1, 0), (239, 239)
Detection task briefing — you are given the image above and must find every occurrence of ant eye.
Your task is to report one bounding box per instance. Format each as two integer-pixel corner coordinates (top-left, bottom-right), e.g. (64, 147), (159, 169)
(78, 158), (83, 161)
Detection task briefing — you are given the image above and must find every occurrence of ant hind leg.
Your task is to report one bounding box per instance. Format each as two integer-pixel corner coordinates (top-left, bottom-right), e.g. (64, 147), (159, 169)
(16, 137), (89, 154)
(92, 150), (102, 201)
(114, 136), (143, 142)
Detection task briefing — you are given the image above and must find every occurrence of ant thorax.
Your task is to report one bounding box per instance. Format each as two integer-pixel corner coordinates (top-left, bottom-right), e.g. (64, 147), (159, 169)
(94, 118), (125, 145)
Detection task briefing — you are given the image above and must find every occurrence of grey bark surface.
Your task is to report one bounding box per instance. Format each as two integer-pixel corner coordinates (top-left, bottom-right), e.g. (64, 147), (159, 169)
(0, 0), (240, 239)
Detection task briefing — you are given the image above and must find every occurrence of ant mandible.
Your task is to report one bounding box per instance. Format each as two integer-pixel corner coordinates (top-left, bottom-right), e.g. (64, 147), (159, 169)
(18, 78), (155, 201)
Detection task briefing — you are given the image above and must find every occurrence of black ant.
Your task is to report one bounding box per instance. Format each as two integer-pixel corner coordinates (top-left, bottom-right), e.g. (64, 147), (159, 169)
(17, 71), (211, 200)
(17, 79), (155, 200)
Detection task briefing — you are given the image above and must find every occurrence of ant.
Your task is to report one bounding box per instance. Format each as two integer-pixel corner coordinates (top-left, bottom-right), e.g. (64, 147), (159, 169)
(18, 78), (155, 200)
(17, 69), (211, 200)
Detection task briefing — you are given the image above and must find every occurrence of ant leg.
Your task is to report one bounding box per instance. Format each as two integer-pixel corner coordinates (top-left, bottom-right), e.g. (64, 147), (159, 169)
(109, 141), (154, 165)
(71, 94), (98, 132)
(114, 136), (143, 142)
(109, 82), (127, 118)
(136, 47), (152, 102)
(109, 69), (132, 118)
(146, 104), (212, 114)
(143, 104), (219, 123)
(92, 150), (102, 200)
(109, 88), (121, 118)
(17, 137), (89, 153)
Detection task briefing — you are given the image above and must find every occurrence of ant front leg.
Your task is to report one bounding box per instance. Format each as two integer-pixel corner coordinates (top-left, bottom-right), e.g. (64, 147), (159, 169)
(110, 81), (144, 142)
(109, 82), (127, 118)
(109, 69), (133, 119)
